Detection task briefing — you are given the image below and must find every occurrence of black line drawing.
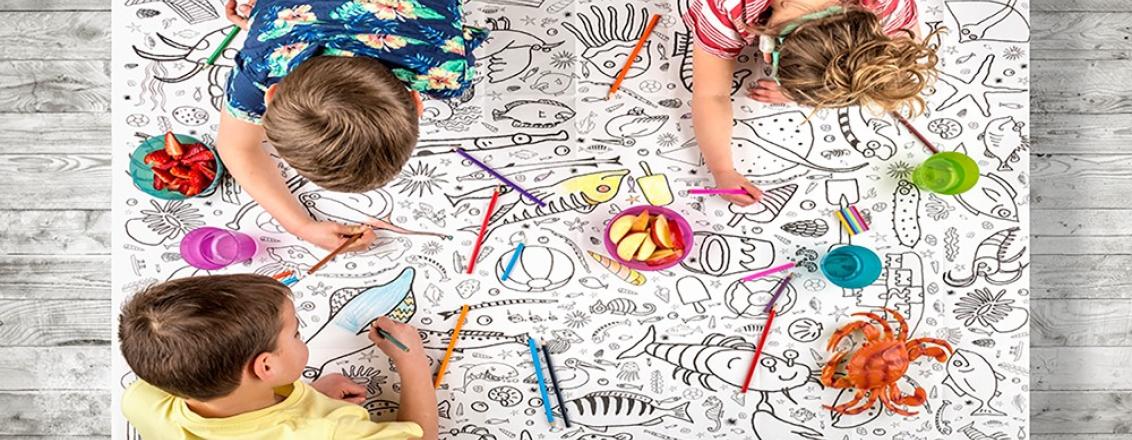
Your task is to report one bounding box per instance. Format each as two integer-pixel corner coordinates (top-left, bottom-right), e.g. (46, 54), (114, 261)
(934, 55), (1027, 117)
(229, 175), (308, 230)
(132, 27), (236, 110)
(673, 0), (751, 95)
(590, 298), (656, 316)
(415, 130), (569, 156)
(392, 162), (449, 198)
(523, 357), (604, 390)
(954, 288), (1029, 333)
(947, 0), (1031, 43)
(125, 0), (218, 24)
(675, 276), (711, 313)
(981, 116), (1028, 172)
(732, 112), (868, 181)
(928, 118), (964, 139)
(418, 328), (529, 351)
(479, 17), (564, 83)
(955, 173), (1019, 222)
(893, 180), (922, 248)
(456, 157), (620, 183)
(492, 99), (576, 128)
(837, 107), (897, 160)
(555, 391), (692, 430)
(596, 107), (668, 146)
(942, 349), (1007, 416)
(171, 106), (208, 126)
(495, 246), (575, 292)
(944, 227), (1028, 287)
(563, 5), (653, 80)
(680, 232), (775, 277)
(300, 190), (451, 239)
(124, 200), (204, 246)
(724, 276), (797, 318)
(456, 362), (520, 392)
(787, 318), (823, 343)
(781, 219), (829, 237)
(728, 184), (798, 226)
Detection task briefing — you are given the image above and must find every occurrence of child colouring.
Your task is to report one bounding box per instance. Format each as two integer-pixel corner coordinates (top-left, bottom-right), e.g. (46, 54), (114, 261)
(685, 0), (940, 206)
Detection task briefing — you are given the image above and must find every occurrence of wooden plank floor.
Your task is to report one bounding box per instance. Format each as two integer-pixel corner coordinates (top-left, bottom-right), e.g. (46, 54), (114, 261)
(0, 0), (1121, 437)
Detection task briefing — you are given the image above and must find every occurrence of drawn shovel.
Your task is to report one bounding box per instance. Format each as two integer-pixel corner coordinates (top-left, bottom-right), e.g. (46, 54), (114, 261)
(676, 276), (710, 313)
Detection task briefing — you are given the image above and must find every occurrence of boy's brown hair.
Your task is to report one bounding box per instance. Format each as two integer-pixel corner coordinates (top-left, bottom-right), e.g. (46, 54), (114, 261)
(119, 275), (291, 401)
(263, 56), (418, 192)
(772, 6), (941, 114)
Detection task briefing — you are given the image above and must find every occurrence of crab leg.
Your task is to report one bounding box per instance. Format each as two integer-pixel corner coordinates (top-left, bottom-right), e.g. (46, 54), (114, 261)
(840, 390), (879, 415)
(820, 351), (851, 387)
(906, 338), (952, 362)
(852, 312), (894, 340)
(827, 321), (881, 351)
(879, 383), (918, 416)
(884, 307), (910, 341)
(826, 388), (867, 414)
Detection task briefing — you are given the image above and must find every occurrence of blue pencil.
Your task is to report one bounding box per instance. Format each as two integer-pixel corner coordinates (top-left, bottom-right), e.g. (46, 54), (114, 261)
(455, 148), (547, 206)
(527, 336), (555, 424)
(501, 243), (525, 281)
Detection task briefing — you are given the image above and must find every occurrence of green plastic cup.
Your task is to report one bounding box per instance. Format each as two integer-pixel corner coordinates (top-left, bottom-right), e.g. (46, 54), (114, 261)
(911, 152), (980, 195)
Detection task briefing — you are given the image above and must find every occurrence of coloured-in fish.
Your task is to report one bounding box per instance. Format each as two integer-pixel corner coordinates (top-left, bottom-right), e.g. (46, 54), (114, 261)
(557, 391), (692, 429)
(837, 106), (897, 160)
(618, 326), (816, 393)
(981, 116), (1027, 171)
(418, 328), (529, 351)
(942, 349), (1007, 416)
(945, 227), (1027, 287)
(492, 99), (576, 128)
(590, 299), (656, 316)
(955, 173), (1019, 221)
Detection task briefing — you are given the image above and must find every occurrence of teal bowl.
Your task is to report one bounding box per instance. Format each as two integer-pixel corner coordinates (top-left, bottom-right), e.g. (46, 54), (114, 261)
(129, 134), (225, 200)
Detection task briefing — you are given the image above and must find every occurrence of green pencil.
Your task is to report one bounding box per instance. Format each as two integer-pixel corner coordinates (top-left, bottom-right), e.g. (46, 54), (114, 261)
(206, 26), (241, 66)
(378, 329), (410, 352)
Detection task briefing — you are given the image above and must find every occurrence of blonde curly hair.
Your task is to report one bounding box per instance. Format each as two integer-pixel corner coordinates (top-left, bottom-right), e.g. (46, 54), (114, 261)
(771, 6), (941, 115)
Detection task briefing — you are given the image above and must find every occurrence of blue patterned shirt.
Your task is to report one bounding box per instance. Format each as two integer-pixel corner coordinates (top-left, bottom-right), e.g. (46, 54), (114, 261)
(226, 0), (487, 124)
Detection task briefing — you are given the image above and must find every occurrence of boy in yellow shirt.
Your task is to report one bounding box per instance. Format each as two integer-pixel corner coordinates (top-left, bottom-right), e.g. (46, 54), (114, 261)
(118, 274), (437, 439)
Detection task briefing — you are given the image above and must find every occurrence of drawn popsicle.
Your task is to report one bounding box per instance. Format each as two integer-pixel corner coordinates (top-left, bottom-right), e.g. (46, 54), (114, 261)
(676, 276), (710, 313)
(636, 161), (673, 206)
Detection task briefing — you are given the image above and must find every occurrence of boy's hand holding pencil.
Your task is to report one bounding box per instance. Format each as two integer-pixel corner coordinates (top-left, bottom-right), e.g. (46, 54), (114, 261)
(369, 317), (426, 366)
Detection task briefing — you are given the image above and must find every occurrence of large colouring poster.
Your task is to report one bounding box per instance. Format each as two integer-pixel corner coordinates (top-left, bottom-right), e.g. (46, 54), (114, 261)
(111, 0), (1030, 438)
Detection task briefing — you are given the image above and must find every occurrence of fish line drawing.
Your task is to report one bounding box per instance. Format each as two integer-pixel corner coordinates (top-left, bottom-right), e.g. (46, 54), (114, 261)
(555, 391), (692, 430)
(132, 26), (236, 110)
(492, 99), (576, 128)
(981, 116), (1028, 172)
(837, 106), (897, 160)
(455, 362), (520, 392)
(945, 227), (1028, 287)
(942, 349), (1007, 416)
(590, 298), (656, 316)
(563, 4), (653, 80)
(418, 327), (529, 351)
(947, 0), (1031, 43)
(594, 107), (668, 146)
(414, 130), (569, 156)
(125, 0), (218, 24)
(455, 156), (622, 183)
(727, 183), (798, 226)
(299, 190), (451, 240)
(954, 173), (1019, 222)
(478, 17), (564, 83)
(522, 357), (605, 390)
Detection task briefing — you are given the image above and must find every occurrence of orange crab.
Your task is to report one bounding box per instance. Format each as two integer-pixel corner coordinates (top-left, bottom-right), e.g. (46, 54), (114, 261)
(821, 307), (952, 416)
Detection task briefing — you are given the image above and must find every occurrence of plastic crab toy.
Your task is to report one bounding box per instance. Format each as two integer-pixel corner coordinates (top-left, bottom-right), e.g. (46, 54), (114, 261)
(821, 308), (952, 416)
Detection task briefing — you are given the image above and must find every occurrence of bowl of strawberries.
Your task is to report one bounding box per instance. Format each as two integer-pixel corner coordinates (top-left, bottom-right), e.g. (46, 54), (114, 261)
(603, 206), (694, 271)
(130, 132), (224, 199)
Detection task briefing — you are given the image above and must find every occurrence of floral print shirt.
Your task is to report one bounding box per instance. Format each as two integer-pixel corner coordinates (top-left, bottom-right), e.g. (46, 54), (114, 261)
(226, 0), (487, 124)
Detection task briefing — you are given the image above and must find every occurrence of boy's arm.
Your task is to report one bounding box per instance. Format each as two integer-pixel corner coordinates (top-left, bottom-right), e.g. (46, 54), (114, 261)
(216, 112), (376, 251)
(369, 318), (438, 440)
(691, 46), (762, 205)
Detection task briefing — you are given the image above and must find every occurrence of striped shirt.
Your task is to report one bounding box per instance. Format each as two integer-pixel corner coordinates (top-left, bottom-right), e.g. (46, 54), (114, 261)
(682, 0), (920, 59)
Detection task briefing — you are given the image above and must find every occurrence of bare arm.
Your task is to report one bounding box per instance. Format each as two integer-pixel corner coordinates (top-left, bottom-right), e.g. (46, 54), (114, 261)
(691, 46), (762, 205)
(216, 111), (375, 250)
(370, 318), (438, 440)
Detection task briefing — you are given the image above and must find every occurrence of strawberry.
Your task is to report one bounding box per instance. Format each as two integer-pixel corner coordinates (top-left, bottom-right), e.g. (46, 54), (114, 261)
(169, 165), (193, 179)
(152, 168), (176, 184)
(163, 132), (185, 158)
(143, 149), (172, 166)
(182, 149), (215, 164)
(192, 161), (216, 180)
(182, 181), (204, 197)
(184, 143), (207, 157)
(152, 177), (166, 191)
(188, 169), (208, 188)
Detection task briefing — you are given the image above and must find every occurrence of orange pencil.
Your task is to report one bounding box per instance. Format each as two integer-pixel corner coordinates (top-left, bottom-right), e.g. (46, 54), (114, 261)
(607, 14), (661, 99)
(433, 304), (470, 389)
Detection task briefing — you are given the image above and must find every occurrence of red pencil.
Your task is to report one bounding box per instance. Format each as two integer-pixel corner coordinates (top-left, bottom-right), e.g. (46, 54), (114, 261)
(607, 14), (661, 99)
(741, 308), (777, 393)
(466, 187), (500, 274)
(891, 112), (940, 155)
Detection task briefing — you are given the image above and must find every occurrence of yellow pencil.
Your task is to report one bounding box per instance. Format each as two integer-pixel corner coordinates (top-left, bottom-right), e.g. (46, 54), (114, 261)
(433, 304), (470, 389)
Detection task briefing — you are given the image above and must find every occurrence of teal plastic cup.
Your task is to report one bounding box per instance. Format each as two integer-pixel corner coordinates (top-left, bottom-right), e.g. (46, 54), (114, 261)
(911, 152), (979, 195)
(820, 245), (883, 289)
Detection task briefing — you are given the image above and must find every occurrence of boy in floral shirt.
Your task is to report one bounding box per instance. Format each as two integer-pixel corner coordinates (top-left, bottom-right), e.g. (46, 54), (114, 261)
(217, 0), (486, 251)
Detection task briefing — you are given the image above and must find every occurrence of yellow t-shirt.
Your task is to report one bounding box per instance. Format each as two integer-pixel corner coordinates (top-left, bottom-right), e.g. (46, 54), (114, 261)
(122, 380), (423, 440)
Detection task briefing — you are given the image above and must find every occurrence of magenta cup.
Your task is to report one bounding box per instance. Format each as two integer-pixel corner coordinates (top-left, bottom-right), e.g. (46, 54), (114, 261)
(180, 227), (258, 270)
(603, 205), (694, 271)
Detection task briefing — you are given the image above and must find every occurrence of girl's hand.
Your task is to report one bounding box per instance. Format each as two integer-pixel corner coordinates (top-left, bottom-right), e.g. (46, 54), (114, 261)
(710, 168), (763, 206)
(293, 221), (374, 252)
(369, 317), (427, 368)
(749, 79), (792, 104)
(224, 0), (256, 30)
(311, 373), (367, 404)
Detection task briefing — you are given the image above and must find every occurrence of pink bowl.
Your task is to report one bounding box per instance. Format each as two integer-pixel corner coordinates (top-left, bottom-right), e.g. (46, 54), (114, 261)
(603, 205), (695, 271)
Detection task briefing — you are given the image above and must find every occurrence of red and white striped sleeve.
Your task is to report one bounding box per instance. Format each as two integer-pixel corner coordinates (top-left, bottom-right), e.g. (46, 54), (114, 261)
(683, 0), (770, 59)
(863, 0), (920, 35)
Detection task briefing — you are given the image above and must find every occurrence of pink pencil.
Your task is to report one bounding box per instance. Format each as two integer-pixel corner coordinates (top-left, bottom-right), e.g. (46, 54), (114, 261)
(689, 188), (749, 195)
(741, 262), (796, 282)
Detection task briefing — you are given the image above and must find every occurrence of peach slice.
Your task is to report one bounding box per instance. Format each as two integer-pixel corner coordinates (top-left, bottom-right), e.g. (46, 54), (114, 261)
(630, 209), (651, 232)
(651, 215), (675, 248)
(608, 215), (636, 244)
(636, 234), (658, 261)
(617, 232), (649, 261)
(644, 247), (683, 266)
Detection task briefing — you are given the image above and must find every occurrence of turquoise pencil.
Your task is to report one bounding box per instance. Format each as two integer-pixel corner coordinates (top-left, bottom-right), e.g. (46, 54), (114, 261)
(527, 336), (555, 424)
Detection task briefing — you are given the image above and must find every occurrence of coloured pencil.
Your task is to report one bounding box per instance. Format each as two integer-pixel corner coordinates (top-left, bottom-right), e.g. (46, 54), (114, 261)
(607, 14), (661, 99)
(281, 276), (299, 287)
(206, 25), (240, 66)
(434, 304), (469, 389)
(848, 205), (869, 232)
(834, 209), (855, 235)
(541, 340), (571, 428)
(528, 336), (555, 423)
(308, 233), (363, 275)
(376, 328), (409, 352)
(741, 308), (777, 393)
(689, 188), (749, 195)
(763, 273), (794, 314)
(467, 188), (501, 274)
(272, 270), (293, 281)
(455, 148), (546, 206)
(891, 112), (940, 155)
(741, 262), (796, 282)
(838, 208), (860, 234)
(501, 243), (526, 281)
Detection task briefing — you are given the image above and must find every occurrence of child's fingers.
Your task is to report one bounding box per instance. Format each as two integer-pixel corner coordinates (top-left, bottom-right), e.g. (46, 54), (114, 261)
(723, 193), (756, 206)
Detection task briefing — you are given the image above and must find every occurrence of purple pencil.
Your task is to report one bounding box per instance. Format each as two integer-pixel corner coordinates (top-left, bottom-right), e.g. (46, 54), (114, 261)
(763, 273), (794, 314)
(455, 148), (546, 206)
(689, 188), (749, 195)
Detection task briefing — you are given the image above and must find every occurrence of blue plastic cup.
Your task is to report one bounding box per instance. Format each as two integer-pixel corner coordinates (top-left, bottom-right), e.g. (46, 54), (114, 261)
(820, 245), (883, 289)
